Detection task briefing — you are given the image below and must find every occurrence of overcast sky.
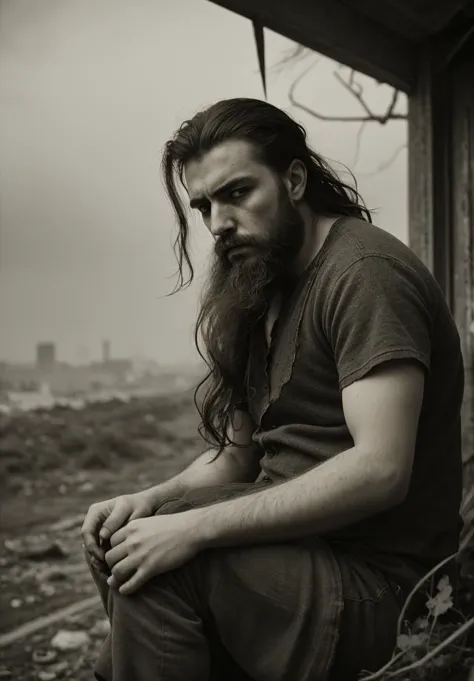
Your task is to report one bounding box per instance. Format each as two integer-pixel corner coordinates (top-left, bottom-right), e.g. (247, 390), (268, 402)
(0, 0), (408, 366)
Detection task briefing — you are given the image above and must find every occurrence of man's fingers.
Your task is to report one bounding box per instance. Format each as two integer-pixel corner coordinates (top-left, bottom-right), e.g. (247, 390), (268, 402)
(107, 574), (119, 589)
(109, 555), (137, 585)
(109, 525), (128, 548)
(105, 542), (128, 570)
(81, 511), (106, 561)
(99, 502), (132, 541)
(118, 567), (148, 595)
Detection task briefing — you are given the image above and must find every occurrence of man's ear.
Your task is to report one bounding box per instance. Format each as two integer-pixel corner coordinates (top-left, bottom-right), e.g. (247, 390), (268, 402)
(282, 159), (307, 202)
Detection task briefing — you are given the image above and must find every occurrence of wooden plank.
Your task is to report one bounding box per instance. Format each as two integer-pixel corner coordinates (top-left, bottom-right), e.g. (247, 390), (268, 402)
(383, 0), (474, 33)
(394, 0), (472, 33)
(209, 0), (416, 92)
(407, 49), (435, 274)
(407, 40), (452, 299)
(450, 37), (474, 470)
(0, 596), (101, 648)
(408, 30), (474, 475)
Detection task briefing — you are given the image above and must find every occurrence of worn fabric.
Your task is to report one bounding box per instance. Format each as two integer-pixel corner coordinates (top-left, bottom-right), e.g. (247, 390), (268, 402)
(89, 485), (408, 681)
(89, 216), (463, 680)
(245, 216), (464, 592)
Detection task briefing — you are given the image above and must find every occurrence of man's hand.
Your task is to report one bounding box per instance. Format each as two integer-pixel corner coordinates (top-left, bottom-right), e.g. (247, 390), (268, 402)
(81, 491), (157, 567)
(105, 513), (203, 595)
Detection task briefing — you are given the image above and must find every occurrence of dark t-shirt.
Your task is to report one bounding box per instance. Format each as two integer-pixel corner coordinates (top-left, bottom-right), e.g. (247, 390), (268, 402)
(245, 216), (464, 588)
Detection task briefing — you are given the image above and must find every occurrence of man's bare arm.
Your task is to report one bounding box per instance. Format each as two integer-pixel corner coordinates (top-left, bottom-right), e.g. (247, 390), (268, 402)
(142, 409), (262, 508)
(189, 360), (424, 547)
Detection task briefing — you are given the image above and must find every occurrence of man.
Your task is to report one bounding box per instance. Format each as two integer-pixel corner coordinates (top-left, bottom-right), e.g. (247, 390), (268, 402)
(82, 98), (464, 681)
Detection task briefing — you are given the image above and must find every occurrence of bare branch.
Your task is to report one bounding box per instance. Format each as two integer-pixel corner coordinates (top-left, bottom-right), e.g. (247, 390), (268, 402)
(352, 120), (369, 169)
(359, 142), (407, 176)
(334, 69), (406, 122)
(289, 60), (380, 122)
(268, 44), (312, 75)
(288, 62), (407, 124)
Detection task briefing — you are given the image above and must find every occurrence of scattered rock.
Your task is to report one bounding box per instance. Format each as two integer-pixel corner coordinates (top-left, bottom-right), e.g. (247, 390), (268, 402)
(32, 650), (57, 665)
(39, 583), (56, 597)
(5, 536), (68, 561)
(37, 566), (68, 582)
(37, 672), (57, 681)
(10, 598), (22, 608)
(79, 481), (94, 493)
(0, 669), (13, 678)
(90, 618), (110, 637)
(50, 661), (69, 675)
(36, 562), (87, 583)
(26, 594), (38, 604)
(50, 629), (90, 651)
(49, 661), (69, 675)
(50, 514), (84, 532)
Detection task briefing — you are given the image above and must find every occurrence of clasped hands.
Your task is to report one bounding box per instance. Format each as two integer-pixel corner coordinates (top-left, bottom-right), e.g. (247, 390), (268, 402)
(100, 512), (204, 595)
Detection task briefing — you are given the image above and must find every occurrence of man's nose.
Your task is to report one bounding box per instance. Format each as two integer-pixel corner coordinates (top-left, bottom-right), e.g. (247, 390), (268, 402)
(210, 207), (235, 238)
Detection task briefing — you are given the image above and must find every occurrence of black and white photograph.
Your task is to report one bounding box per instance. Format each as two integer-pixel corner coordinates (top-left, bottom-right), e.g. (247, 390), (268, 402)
(1, 1), (474, 679)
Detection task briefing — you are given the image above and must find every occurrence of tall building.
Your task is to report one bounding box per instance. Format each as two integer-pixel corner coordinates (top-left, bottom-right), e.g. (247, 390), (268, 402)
(36, 342), (56, 371)
(102, 340), (111, 364)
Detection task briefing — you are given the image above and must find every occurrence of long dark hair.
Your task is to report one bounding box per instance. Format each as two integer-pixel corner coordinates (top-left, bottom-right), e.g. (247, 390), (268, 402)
(161, 98), (371, 456)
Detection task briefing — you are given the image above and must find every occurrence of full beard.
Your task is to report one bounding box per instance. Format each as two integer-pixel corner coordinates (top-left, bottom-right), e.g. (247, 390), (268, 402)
(198, 196), (305, 399)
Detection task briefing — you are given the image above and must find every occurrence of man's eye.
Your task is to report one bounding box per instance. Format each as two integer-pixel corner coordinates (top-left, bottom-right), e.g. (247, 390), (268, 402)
(230, 187), (248, 200)
(198, 205), (210, 216)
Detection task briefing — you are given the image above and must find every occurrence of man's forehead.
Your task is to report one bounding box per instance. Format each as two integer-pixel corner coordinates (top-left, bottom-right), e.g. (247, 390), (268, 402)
(184, 140), (262, 198)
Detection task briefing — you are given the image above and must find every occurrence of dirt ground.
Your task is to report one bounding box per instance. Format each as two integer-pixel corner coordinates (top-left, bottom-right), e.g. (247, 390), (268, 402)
(0, 393), (201, 681)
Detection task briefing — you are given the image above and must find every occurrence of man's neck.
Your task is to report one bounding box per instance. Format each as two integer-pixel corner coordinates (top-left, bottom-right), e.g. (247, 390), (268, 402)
(290, 209), (340, 275)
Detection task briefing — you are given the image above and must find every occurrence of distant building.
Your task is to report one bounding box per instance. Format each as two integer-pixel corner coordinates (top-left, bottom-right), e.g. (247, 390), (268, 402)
(36, 343), (56, 371)
(102, 340), (111, 364)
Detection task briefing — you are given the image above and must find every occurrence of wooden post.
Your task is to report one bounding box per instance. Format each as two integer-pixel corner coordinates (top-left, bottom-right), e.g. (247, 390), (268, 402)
(450, 36), (474, 477)
(408, 38), (453, 306)
(409, 31), (474, 483)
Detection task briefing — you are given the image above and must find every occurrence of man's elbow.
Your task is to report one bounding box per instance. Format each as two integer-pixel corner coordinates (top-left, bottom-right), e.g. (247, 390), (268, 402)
(374, 464), (412, 509)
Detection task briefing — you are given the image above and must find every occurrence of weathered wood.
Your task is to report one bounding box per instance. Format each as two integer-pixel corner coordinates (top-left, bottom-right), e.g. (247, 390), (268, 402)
(374, 0), (473, 33)
(344, 0), (474, 41)
(209, 0), (416, 92)
(409, 31), (474, 479)
(450, 36), (474, 473)
(0, 595), (100, 648)
(407, 40), (452, 302)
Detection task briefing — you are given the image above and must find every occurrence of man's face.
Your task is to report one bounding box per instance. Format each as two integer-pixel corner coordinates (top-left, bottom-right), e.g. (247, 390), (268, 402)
(184, 139), (305, 311)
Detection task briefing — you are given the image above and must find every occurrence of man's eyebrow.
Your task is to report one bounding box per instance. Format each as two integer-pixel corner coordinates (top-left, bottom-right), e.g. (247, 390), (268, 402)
(189, 175), (254, 209)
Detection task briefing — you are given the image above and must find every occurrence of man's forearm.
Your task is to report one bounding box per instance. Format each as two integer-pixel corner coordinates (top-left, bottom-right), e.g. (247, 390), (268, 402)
(193, 445), (406, 548)
(143, 446), (256, 506)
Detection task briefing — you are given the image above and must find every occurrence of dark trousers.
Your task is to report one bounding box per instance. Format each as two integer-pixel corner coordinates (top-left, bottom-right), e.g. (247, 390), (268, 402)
(87, 484), (405, 681)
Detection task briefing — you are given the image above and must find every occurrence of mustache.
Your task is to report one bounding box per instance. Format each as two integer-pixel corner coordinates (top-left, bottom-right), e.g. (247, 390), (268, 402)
(214, 236), (263, 259)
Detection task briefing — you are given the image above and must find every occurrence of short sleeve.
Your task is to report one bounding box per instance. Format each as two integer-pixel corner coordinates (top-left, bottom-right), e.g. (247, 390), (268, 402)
(323, 255), (434, 390)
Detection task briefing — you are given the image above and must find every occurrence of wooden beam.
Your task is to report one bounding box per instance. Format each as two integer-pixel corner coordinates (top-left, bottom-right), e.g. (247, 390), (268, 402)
(209, 0), (416, 92)
(409, 28), (474, 478)
(408, 38), (452, 302)
(450, 36), (474, 468)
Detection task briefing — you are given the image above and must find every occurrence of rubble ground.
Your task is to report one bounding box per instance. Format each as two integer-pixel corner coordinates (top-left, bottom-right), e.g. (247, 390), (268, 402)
(0, 392), (201, 680)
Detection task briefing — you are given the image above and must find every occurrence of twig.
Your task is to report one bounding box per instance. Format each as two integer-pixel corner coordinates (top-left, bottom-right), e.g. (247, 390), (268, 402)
(289, 61), (384, 123)
(0, 595), (101, 647)
(334, 70), (406, 123)
(268, 44), (312, 75)
(288, 60), (407, 125)
(380, 615), (474, 679)
(353, 120), (368, 169)
(396, 553), (457, 640)
(359, 143), (407, 176)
